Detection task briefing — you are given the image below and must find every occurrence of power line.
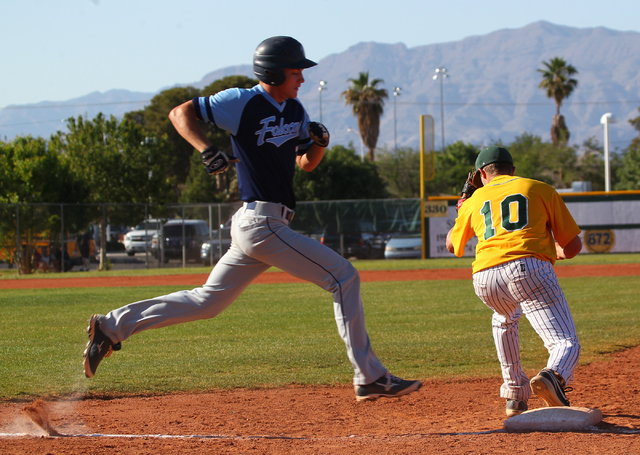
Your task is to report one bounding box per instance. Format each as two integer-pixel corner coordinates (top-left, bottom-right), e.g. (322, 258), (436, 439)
(1, 119), (68, 127)
(2, 98), (640, 112)
(310, 98), (640, 107)
(1, 100), (150, 110)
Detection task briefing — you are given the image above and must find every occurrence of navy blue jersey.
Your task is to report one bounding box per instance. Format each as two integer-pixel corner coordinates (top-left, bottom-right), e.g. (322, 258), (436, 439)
(193, 85), (313, 209)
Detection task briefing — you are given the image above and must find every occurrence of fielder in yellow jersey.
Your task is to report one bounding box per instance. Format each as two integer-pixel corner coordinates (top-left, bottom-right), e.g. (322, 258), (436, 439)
(452, 174), (582, 274)
(446, 146), (583, 418)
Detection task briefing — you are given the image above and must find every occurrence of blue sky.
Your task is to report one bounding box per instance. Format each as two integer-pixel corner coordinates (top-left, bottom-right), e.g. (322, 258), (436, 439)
(2, 0), (640, 108)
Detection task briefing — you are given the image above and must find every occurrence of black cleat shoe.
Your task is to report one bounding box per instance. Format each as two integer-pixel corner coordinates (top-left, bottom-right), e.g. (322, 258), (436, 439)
(355, 373), (422, 401)
(82, 314), (121, 378)
(505, 399), (528, 417)
(530, 368), (571, 407)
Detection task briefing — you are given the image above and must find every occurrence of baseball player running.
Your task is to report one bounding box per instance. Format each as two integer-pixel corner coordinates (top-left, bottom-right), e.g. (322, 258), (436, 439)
(446, 146), (582, 417)
(83, 36), (421, 401)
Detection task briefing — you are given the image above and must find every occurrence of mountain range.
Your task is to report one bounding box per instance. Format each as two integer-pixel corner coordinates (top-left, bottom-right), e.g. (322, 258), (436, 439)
(2, 21), (640, 152)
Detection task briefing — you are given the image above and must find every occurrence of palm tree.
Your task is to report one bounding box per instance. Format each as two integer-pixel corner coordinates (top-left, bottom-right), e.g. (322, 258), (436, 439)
(341, 72), (388, 161)
(538, 57), (579, 145)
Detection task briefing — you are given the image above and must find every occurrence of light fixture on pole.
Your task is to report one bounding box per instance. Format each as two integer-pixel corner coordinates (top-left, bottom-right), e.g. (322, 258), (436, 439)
(600, 113), (617, 192)
(347, 128), (365, 161)
(433, 67), (449, 151)
(318, 80), (327, 123)
(393, 87), (401, 150)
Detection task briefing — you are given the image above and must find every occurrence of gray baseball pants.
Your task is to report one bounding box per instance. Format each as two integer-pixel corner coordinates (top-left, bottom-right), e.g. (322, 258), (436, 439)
(100, 201), (387, 385)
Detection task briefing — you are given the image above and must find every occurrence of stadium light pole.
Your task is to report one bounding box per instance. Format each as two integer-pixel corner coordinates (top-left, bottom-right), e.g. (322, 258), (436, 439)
(433, 67), (448, 151)
(318, 80), (327, 123)
(347, 128), (365, 161)
(600, 113), (617, 192)
(393, 87), (401, 150)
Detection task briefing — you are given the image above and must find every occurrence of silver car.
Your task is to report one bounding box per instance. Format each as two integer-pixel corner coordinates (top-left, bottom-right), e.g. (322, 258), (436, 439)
(384, 234), (422, 259)
(123, 219), (162, 256)
(201, 220), (232, 266)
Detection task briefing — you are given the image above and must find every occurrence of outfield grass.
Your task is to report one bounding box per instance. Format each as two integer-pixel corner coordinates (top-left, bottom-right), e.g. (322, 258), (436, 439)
(1, 252), (638, 280)
(1, 260), (638, 400)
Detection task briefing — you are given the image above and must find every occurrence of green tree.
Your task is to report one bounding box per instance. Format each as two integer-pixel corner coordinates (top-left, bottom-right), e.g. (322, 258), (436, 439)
(506, 133), (577, 187)
(615, 107), (640, 190)
(341, 72), (388, 161)
(575, 137), (606, 191)
(374, 142), (480, 198)
(52, 114), (174, 206)
(50, 113), (174, 269)
(124, 86), (202, 189)
(538, 57), (579, 145)
(0, 136), (85, 205)
(0, 136), (86, 272)
(293, 145), (388, 201)
(425, 141), (480, 196)
(179, 150), (238, 203)
(615, 144), (640, 190)
(202, 75), (258, 97)
(375, 147), (421, 198)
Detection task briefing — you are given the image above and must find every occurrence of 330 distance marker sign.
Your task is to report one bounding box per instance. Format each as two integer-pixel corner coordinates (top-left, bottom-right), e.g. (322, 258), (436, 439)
(424, 201), (448, 217)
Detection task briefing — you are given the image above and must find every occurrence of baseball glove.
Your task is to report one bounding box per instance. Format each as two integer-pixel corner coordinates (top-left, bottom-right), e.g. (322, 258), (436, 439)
(200, 145), (240, 175)
(456, 169), (483, 211)
(460, 169), (483, 199)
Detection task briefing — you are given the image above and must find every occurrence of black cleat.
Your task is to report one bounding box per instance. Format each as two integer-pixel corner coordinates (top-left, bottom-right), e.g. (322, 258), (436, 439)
(530, 368), (571, 407)
(355, 373), (422, 401)
(505, 399), (528, 417)
(82, 314), (121, 378)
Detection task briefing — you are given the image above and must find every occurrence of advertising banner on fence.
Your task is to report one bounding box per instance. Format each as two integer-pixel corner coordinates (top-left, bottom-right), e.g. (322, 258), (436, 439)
(428, 197), (640, 258)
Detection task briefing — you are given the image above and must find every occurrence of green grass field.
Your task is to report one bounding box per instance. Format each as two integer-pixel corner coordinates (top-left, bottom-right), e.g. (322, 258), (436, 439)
(1, 251), (638, 279)
(0, 254), (638, 400)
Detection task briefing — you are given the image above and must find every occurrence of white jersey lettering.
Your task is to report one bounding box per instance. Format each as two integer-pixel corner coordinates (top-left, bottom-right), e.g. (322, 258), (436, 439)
(255, 116), (301, 147)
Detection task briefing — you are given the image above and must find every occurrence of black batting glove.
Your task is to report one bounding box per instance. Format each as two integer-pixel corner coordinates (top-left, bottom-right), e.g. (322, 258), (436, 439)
(308, 122), (330, 148)
(200, 145), (240, 175)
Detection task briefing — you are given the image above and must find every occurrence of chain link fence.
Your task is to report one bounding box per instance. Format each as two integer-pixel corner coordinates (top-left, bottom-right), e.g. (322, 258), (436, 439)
(1, 199), (422, 273)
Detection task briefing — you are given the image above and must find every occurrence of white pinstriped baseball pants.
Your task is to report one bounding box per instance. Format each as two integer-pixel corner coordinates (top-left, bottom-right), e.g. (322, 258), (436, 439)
(472, 256), (581, 401)
(101, 202), (387, 385)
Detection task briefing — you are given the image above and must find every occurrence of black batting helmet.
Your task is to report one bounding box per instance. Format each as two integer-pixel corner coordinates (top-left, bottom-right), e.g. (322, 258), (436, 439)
(253, 36), (317, 86)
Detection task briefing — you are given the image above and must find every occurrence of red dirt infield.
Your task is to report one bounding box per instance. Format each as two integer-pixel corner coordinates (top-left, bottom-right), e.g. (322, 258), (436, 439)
(1, 262), (638, 454)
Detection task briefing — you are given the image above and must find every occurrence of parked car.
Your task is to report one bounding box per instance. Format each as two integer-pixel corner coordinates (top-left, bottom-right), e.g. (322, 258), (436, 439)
(123, 219), (162, 256)
(151, 219), (210, 263)
(201, 220), (233, 266)
(317, 222), (388, 259)
(384, 233), (423, 259)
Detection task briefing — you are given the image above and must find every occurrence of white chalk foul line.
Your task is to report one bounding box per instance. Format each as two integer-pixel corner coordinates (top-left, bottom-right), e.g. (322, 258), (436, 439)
(2, 427), (639, 439)
(0, 430), (505, 440)
(0, 432), (309, 440)
(76, 433), (311, 440)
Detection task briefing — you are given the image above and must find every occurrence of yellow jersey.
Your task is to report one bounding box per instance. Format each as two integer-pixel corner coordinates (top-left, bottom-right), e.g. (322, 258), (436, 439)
(449, 175), (581, 273)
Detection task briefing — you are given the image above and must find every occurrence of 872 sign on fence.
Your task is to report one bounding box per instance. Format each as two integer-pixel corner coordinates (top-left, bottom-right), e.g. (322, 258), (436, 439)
(584, 230), (615, 254)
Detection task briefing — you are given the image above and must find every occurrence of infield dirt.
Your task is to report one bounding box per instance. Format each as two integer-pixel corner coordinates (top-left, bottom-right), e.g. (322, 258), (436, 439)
(1, 263), (638, 454)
